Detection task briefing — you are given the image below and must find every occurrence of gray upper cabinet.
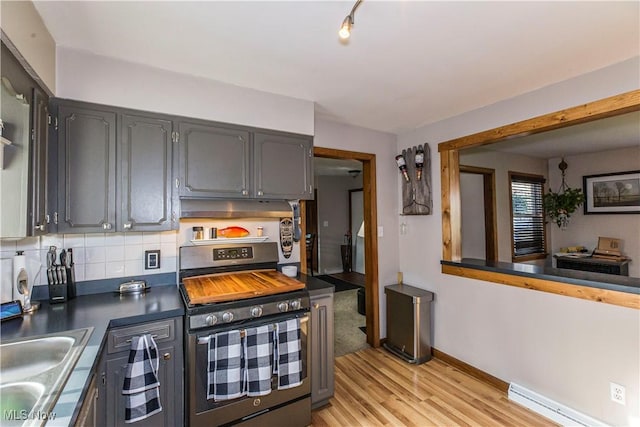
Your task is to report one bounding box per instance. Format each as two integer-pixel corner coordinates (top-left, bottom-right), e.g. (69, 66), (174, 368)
(178, 121), (250, 198)
(120, 114), (175, 231)
(178, 123), (313, 200)
(57, 103), (117, 233)
(254, 132), (313, 200)
(53, 99), (178, 233)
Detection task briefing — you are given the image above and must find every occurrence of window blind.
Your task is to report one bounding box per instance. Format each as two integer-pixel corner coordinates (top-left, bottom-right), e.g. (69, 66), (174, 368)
(511, 174), (546, 257)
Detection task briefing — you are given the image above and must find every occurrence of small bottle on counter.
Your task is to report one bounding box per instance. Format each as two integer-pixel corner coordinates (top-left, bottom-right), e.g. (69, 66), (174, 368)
(210, 227), (217, 239)
(192, 226), (204, 240)
(257, 226), (264, 237)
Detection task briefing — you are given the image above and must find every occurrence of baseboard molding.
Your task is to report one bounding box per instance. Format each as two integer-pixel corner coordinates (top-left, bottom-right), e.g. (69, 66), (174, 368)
(431, 348), (509, 393)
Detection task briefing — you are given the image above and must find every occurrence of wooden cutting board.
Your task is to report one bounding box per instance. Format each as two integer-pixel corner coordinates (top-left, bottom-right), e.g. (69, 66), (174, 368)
(183, 269), (305, 304)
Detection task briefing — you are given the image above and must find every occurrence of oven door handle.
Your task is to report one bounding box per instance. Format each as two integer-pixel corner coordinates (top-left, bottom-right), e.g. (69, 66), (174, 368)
(197, 315), (309, 345)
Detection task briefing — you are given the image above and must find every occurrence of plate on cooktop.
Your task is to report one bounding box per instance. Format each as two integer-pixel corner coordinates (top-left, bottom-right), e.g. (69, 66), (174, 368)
(190, 236), (270, 245)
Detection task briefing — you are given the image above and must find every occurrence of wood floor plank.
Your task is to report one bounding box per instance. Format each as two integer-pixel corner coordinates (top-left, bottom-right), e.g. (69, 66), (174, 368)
(311, 347), (557, 427)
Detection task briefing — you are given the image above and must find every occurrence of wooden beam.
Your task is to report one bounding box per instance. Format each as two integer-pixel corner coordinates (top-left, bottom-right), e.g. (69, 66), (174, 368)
(437, 89), (640, 153)
(442, 264), (640, 310)
(440, 150), (461, 261)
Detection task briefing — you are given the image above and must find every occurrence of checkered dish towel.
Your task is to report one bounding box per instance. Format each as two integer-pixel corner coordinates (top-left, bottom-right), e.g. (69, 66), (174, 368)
(275, 318), (303, 390)
(243, 324), (274, 396)
(207, 330), (244, 401)
(122, 334), (162, 423)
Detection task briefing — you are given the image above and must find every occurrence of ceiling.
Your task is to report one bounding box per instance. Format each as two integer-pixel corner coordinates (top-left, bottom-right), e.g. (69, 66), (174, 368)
(314, 157), (362, 176)
(33, 1), (639, 135)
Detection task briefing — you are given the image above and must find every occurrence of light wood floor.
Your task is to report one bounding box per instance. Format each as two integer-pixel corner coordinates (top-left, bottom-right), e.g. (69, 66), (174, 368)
(311, 347), (557, 426)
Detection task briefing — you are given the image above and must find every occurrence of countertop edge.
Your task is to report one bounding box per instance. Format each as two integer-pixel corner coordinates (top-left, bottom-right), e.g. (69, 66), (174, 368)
(441, 259), (640, 295)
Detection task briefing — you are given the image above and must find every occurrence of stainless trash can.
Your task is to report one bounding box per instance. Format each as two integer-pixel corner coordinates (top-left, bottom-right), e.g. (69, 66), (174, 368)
(383, 283), (434, 364)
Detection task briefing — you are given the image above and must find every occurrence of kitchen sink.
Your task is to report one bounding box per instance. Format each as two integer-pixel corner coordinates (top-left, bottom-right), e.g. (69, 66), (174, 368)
(0, 328), (93, 426)
(0, 382), (45, 426)
(1, 336), (75, 383)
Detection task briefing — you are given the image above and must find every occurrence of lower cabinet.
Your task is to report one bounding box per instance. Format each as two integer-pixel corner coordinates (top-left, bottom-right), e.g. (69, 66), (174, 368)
(95, 317), (184, 427)
(75, 374), (97, 427)
(310, 288), (335, 409)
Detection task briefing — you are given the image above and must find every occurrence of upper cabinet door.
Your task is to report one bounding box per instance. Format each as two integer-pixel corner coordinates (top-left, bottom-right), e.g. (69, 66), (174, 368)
(120, 114), (175, 232)
(31, 88), (49, 235)
(178, 122), (250, 198)
(57, 104), (117, 233)
(254, 132), (313, 200)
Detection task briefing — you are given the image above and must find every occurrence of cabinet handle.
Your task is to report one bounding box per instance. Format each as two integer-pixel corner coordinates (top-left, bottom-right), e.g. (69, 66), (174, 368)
(102, 223), (112, 230)
(34, 224), (45, 232)
(242, 189), (248, 196)
(163, 352), (171, 360)
(257, 190), (264, 196)
(123, 222), (132, 229)
(313, 303), (319, 309)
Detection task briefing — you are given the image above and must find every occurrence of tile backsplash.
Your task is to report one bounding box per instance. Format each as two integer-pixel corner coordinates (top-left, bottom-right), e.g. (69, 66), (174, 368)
(0, 231), (178, 288)
(1, 219), (299, 301)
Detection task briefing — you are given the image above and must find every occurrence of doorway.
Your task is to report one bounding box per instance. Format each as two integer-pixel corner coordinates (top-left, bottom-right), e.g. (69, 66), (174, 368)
(460, 165), (498, 261)
(301, 147), (380, 348)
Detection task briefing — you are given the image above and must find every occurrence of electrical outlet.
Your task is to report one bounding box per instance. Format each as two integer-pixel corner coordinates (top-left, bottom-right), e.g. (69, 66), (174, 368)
(610, 382), (626, 405)
(145, 250), (161, 270)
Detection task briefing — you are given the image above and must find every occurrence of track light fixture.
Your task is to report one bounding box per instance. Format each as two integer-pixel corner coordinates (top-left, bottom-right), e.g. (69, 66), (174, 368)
(339, 0), (363, 40)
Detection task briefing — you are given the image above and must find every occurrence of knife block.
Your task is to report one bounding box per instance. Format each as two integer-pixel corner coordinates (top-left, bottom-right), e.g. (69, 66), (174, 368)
(49, 283), (67, 304)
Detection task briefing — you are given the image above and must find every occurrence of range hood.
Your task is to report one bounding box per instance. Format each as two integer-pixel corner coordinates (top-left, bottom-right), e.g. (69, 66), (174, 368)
(180, 199), (293, 219)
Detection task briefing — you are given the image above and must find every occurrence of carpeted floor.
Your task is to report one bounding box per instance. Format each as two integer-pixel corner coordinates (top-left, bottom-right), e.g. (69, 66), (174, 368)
(334, 289), (369, 357)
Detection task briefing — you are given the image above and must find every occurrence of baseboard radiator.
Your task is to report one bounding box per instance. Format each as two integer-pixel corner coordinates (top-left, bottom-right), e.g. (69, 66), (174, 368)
(508, 383), (608, 427)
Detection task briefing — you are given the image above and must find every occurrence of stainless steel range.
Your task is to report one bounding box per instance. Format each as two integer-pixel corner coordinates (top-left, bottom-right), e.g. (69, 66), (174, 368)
(179, 242), (311, 427)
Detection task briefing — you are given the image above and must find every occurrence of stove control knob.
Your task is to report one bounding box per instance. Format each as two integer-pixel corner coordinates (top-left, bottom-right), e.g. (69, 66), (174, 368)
(250, 306), (263, 318)
(222, 312), (234, 323)
(277, 302), (289, 312)
(290, 299), (301, 310)
(205, 315), (217, 326)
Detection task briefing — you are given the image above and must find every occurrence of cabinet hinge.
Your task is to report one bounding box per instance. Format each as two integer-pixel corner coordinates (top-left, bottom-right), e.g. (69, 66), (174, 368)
(48, 115), (58, 130)
(172, 131), (180, 143)
(31, 128), (35, 142)
(309, 148), (312, 158)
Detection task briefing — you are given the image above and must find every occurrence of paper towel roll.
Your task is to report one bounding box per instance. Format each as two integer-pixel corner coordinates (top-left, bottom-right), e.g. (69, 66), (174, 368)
(12, 253), (27, 301)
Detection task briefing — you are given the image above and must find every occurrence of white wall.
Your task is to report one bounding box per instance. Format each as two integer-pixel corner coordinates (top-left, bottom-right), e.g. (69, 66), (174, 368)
(314, 119), (398, 337)
(460, 150), (548, 262)
(0, 0), (56, 93)
(547, 146), (640, 277)
(397, 57), (640, 426)
(56, 47), (314, 135)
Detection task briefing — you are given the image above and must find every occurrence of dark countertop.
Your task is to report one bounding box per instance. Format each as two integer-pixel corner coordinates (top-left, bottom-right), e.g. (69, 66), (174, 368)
(0, 284), (184, 426)
(297, 273), (335, 296)
(442, 258), (640, 294)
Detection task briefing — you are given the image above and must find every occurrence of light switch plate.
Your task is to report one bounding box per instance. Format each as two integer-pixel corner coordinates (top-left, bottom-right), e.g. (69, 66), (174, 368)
(145, 250), (161, 270)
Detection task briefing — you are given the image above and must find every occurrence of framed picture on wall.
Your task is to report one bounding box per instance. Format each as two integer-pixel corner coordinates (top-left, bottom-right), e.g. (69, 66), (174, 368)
(583, 170), (640, 214)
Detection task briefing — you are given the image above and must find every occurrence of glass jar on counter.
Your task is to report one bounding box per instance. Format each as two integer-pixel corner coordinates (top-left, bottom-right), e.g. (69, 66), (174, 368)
(192, 226), (204, 240)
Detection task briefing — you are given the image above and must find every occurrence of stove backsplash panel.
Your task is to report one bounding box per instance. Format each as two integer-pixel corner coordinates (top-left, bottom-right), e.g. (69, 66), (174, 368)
(178, 218), (299, 264)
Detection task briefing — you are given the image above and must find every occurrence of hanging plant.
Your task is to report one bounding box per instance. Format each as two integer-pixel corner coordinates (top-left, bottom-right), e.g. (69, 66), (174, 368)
(543, 187), (585, 229)
(543, 158), (585, 229)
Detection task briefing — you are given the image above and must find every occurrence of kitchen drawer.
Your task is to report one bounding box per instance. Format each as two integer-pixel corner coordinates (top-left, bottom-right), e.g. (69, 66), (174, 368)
(107, 318), (176, 354)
